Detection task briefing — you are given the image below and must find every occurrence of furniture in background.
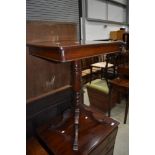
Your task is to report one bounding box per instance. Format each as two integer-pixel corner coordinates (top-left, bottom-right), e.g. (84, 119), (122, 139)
(110, 29), (129, 53)
(81, 50), (128, 85)
(90, 52), (122, 83)
(110, 30), (125, 41)
(81, 56), (101, 84)
(87, 51), (128, 122)
(108, 65), (129, 124)
(123, 32), (129, 50)
(90, 59), (114, 83)
(87, 79), (119, 113)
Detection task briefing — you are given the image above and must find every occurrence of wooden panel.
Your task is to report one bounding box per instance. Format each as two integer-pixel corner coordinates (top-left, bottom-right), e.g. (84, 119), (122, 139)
(26, 86), (73, 138)
(26, 21), (77, 42)
(26, 49), (71, 99)
(26, 21), (77, 100)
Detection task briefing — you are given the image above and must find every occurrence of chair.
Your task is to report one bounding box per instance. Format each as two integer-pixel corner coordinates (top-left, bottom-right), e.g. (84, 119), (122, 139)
(108, 65), (129, 124)
(81, 56), (102, 84)
(90, 52), (122, 83)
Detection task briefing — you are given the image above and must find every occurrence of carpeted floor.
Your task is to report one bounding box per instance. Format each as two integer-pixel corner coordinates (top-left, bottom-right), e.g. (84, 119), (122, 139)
(83, 87), (129, 155)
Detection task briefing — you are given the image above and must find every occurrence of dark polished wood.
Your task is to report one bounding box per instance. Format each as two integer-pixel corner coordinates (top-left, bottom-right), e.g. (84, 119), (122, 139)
(27, 21), (77, 43)
(72, 61), (82, 150)
(123, 32), (129, 50)
(27, 137), (48, 155)
(26, 86), (73, 139)
(27, 41), (123, 62)
(27, 40), (123, 150)
(109, 78), (128, 92)
(37, 106), (119, 155)
(27, 21), (77, 100)
(26, 49), (71, 99)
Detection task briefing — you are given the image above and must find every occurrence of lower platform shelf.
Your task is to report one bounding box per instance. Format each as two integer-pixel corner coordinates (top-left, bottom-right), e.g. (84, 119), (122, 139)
(36, 106), (119, 155)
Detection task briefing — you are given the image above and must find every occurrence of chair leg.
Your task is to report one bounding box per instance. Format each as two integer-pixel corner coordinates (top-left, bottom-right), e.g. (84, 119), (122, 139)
(114, 66), (116, 78)
(124, 95), (129, 124)
(101, 68), (103, 79)
(90, 67), (92, 83)
(108, 87), (112, 117)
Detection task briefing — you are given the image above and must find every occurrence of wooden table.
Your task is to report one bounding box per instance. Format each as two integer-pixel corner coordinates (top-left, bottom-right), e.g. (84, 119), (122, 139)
(27, 40), (124, 151)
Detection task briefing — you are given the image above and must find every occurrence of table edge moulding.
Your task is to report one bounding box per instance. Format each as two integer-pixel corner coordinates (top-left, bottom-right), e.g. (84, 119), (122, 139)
(27, 40), (124, 62)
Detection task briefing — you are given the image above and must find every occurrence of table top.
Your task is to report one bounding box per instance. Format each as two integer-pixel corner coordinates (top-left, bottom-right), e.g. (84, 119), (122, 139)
(27, 40), (124, 62)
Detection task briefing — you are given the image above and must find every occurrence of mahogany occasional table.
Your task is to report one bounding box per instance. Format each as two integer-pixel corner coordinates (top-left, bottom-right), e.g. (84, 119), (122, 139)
(27, 40), (123, 154)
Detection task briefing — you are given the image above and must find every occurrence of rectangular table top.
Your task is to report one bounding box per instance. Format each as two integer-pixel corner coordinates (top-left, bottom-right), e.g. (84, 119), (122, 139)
(27, 40), (124, 62)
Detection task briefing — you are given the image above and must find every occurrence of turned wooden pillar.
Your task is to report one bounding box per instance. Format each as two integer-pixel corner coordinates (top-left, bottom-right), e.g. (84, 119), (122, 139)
(71, 60), (82, 151)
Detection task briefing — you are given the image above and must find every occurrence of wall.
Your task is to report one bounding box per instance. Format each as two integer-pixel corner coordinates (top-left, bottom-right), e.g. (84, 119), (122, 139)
(85, 21), (127, 40)
(81, 0), (129, 41)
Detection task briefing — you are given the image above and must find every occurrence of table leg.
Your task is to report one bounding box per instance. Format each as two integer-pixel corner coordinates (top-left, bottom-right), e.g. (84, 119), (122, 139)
(90, 66), (92, 83)
(124, 94), (129, 124)
(108, 86), (112, 117)
(72, 60), (82, 151)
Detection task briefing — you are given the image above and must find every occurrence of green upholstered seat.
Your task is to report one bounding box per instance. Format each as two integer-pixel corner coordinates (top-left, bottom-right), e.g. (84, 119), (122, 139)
(86, 79), (109, 94)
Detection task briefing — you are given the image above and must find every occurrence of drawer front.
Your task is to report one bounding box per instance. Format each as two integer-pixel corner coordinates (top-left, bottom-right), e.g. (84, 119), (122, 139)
(89, 128), (118, 155)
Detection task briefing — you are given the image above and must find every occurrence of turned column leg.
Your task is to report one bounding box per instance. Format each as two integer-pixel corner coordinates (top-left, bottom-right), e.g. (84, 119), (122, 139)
(72, 60), (82, 151)
(108, 85), (113, 117)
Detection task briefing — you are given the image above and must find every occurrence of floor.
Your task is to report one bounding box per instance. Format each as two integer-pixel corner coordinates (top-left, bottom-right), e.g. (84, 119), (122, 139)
(83, 87), (129, 155)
